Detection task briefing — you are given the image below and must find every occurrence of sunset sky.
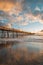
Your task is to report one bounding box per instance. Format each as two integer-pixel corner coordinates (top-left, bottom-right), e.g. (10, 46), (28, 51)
(0, 0), (43, 32)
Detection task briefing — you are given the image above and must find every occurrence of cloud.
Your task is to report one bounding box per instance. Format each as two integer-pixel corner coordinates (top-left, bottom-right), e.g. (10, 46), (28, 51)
(8, 3), (22, 16)
(21, 21), (29, 26)
(5, 23), (12, 28)
(0, 1), (14, 11)
(0, 10), (14, 27)
(0, 10), (43, 27)
(0, 0), (24, 12)
(3, 23), (12, 28)
(0, 0), (43, 28)
(34, 6), (40, 11)
(0, 21), (5, 26)
(17, 20), (29, 26)
(0, 18), (12, 28)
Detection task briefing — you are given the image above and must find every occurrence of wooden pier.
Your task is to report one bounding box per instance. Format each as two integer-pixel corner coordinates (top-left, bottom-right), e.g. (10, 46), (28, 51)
(0, 26), (35, 44)
(0, 26), (31, 38)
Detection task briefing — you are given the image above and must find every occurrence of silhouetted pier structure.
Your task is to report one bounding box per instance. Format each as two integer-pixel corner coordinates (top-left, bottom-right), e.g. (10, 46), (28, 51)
(0, 26), (30, 38)
(0, 27), (35, 44)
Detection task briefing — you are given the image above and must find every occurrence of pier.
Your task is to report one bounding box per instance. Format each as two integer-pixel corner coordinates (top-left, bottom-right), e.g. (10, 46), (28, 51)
(0, 26), (35, 44)
(0, 26), (31, 38)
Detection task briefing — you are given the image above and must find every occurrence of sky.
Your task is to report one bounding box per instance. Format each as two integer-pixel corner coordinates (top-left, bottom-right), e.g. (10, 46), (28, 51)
(0, 0), (43, 32)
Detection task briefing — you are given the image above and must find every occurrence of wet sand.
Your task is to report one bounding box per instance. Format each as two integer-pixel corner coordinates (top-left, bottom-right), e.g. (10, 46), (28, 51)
(0, 36), (43, 65)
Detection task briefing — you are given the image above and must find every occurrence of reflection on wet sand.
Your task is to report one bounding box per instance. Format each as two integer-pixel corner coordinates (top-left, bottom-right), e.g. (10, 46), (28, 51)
(0, 40), (20, 49)
(0, 35), (43, 65)
(0, 42), (43, 65)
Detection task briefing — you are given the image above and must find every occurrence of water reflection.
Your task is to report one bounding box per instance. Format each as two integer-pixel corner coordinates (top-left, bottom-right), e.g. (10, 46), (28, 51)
(0, 36), (43, 65)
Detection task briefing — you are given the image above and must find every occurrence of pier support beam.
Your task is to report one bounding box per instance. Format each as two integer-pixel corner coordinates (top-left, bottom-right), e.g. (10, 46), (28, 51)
(7, 31), (9, 38)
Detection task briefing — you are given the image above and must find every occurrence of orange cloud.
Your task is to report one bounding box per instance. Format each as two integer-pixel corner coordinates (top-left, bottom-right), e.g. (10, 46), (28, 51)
(0, 1), (14, 11)
(8, 2), (22, 16)
(0, 1), (22, 12)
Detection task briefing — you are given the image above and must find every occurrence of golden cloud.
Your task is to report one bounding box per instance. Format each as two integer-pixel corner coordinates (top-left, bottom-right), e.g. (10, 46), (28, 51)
(0, 1), (14, 11)
(0, 1), (22, 12)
